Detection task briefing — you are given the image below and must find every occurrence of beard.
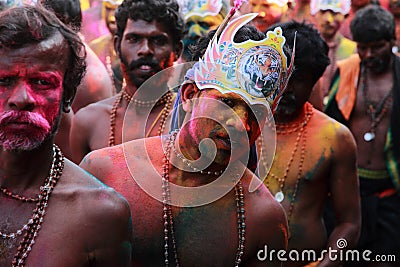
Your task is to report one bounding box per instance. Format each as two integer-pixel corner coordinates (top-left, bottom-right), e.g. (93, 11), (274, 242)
(362, 57), (387, 74)
(0, 109), (61, 151)
(120, 54), (163, 88)
(274, 92), (298, 116)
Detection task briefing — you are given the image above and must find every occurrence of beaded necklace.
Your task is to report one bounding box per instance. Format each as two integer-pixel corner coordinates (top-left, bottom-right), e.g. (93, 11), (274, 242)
(0, 144), (64, 267)
(170, 142), (224, 176)
(264, 103), (313, 224)
(108, 89), (173, 146)
(162, 131), (245, 267)
(360, 67), (393, 142)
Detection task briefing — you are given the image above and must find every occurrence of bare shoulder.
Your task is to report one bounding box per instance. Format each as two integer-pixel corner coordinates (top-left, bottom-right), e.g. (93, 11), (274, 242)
(242, 169), (287, 228)
(312, 108), (356, 145)
(240, 170), (288, 252)
(73, 95), (117, 125)
(48, 160), (132, 266)
(57, 159), (131, 226)
(79, 137), (157, 179)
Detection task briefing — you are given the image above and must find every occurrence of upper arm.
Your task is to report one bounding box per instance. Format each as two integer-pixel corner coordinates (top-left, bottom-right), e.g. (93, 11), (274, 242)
(329, 123), (360, 224)
(246, 192), (288, 267)
(85, 189), (132, 267)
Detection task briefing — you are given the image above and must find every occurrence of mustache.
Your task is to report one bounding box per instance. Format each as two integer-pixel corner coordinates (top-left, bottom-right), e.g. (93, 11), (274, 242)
(0, 110), (50, 131)
(128, 57), (159, 70)
(362, 58), (383, 66)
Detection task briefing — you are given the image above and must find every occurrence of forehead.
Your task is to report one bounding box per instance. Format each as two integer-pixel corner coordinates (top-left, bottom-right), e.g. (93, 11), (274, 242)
(0, 32), (69, 74)
(357, 39), (391, 47)
(124, 19), (171, 38)
(200, 89), (256, 107)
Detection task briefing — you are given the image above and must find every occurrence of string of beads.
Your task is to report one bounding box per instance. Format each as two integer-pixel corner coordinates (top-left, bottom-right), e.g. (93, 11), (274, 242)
(108, 89), (173, 146)
(0, 145), (64, 267)
(162, 131), (245, 267)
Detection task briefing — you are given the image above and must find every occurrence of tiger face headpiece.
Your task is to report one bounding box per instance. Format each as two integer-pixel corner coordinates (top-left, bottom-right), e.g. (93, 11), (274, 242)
(192, 13), (295, 112)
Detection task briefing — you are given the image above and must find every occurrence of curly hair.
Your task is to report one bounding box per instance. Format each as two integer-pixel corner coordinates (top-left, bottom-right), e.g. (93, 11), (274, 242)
(40, 0), (83, 33)
(351, 5), (395, 43)
(115, 0), (184, 48)
(268, 20), (330, 85)
(0, 4), (86, 102)
(191, 25), (267, 61)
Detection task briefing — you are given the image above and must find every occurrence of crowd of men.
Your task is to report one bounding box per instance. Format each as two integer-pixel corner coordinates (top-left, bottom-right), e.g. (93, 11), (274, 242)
(0, 0), (398, 266)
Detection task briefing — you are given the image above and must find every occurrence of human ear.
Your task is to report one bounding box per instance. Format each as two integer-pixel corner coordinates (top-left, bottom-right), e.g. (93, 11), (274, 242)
(114, 35), (121, 58)
(181, 82), (199, 112)
(174, 41), (183, 61)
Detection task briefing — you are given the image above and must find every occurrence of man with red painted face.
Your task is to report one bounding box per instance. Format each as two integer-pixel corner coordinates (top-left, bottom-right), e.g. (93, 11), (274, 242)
(80, 14), (290, 266)
(70, 0), (184, 164)
(325, 5), (400, 266)
(265, 21), (360, 267)
(249, 0), (290, 32)
(0, 5), (132, 266)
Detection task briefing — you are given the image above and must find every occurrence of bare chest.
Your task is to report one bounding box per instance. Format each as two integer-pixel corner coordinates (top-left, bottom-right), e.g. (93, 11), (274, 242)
(132, 196), (240, 266)
(0, 200), (89, 267)
(93, 100), (173, 150)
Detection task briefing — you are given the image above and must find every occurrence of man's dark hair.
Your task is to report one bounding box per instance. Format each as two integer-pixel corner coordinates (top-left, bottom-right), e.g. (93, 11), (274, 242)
(351, 5), (395, 43)
(268, 20), (330, 85)
(115, 0), (184, 48)
(40, 0), (83, 33)
(191, 25), (266, 61)
(0, 4), (86, 102)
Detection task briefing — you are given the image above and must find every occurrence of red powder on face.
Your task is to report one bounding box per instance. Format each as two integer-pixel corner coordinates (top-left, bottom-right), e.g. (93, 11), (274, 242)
(0, 109), (52, 150)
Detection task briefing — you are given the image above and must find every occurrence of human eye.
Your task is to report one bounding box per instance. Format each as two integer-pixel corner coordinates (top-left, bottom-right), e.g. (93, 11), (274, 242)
(30, 77), (58, 90)
(151, 35), (168, 46)
(0, 76), (15, 86)
(220, 97), (235, 107)
(126, 34), (139, 43)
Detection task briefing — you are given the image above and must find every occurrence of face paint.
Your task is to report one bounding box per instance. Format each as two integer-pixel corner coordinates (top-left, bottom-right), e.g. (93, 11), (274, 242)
(0, 33), (68, 151)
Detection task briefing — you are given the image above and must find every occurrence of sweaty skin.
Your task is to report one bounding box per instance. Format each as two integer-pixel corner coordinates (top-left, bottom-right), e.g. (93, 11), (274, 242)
(266, 106), (360, 267)
(80, 136), (287, 267)
(80, 86), (288, 267)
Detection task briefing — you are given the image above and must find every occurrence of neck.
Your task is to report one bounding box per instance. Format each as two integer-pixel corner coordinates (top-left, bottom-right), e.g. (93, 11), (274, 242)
(0, 140), (55, 191)
(123, 82), (138, 97)
(323, 32), (340, 44)
(169, 130), (227, 186)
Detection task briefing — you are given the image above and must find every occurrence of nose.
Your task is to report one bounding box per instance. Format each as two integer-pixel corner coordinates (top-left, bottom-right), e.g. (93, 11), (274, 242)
(324, 12), (334, 24)
(364, 47), (373, 58)
(8, 82), (35, 111)
(137, 39), (153, 57)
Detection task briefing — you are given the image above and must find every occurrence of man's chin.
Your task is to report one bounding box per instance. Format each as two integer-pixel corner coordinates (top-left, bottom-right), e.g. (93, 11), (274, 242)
(275, 104), (297, 116)
(1, 140), (43, 152)
(0, 131), (51, 152)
